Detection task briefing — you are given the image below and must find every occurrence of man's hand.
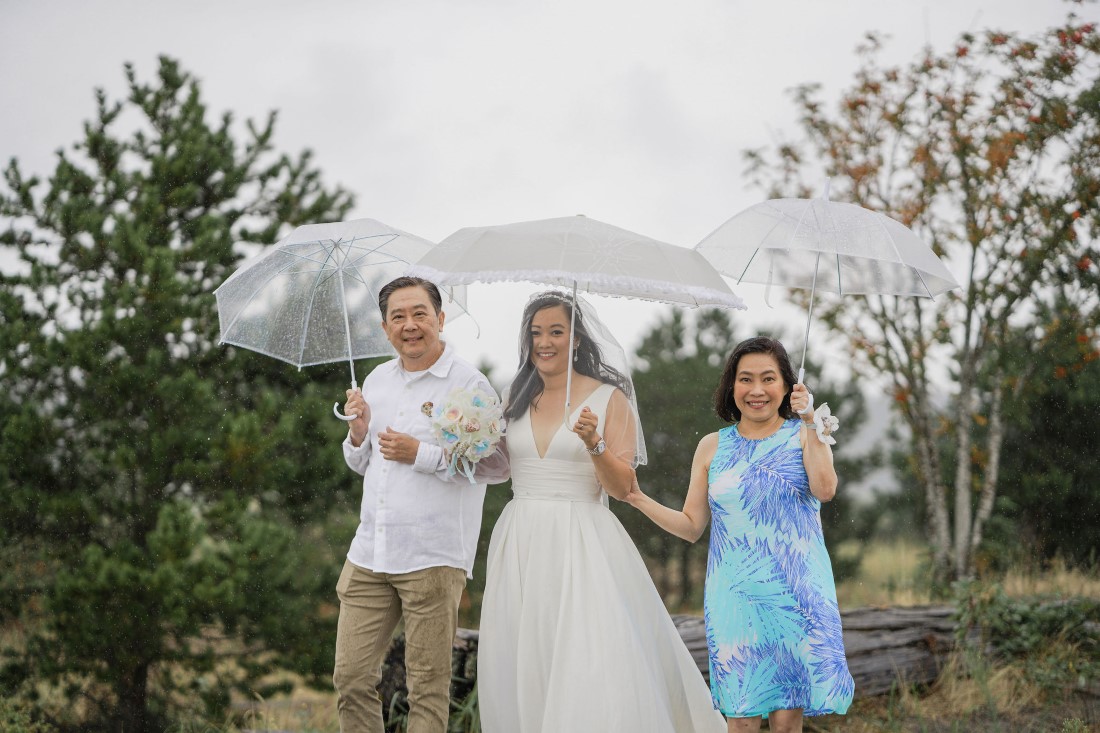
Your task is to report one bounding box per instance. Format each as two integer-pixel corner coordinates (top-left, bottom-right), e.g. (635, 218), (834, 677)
(378, 427), (420, 464)
(345, 389), (372, 445)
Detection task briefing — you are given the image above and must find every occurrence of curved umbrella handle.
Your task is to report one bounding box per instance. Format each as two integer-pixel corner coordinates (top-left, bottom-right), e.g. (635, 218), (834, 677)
(334, 402), (358, 421)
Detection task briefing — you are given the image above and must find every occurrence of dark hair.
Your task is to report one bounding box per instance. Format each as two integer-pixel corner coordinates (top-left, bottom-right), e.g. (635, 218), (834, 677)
(713, 336), (797, 423)
(504, 292), (631, 421)
(378, 276), (443, 320)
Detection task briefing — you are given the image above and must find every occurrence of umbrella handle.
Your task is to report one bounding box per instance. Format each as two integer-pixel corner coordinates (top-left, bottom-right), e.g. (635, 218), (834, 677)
(335, 373), (360, 421)
(334, 402), (358, 421)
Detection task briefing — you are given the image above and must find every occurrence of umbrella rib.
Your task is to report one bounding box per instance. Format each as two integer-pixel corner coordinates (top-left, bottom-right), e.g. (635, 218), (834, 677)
(722, 207), (788, 285)
(296, 240), (345, 365)
(871, 213), (933, 297)
(219, 252), (329, 339)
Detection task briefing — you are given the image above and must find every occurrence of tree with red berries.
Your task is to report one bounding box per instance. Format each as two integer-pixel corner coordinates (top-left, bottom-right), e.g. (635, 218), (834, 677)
(745, 11), (1100, 584)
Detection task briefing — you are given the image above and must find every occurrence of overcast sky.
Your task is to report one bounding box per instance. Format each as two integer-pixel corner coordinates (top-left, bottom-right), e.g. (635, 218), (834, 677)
(0, 0), (1082, 383)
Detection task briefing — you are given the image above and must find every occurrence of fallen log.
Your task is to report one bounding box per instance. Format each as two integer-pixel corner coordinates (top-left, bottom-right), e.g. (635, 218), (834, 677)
(380, 604), (960, 725)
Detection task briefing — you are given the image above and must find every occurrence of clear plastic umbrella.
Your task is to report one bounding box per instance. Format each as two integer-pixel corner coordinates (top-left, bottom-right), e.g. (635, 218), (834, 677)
(408, 214), (746, 422)
(215, 218), (467, 420)
(695, 185), (959, 383)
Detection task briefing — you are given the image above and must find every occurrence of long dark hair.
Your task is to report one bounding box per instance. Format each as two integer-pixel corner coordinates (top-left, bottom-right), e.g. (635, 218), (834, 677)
(504, 292), (631, 421)
(713, 336), (797, 422)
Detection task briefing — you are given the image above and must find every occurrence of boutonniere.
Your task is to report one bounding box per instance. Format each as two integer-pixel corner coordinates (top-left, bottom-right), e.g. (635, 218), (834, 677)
(421, 401), (434, 417)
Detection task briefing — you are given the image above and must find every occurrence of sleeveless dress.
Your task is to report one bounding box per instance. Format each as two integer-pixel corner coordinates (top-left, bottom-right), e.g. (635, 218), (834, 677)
(705, 419), (854, 718)
(478, 383), (725, 732)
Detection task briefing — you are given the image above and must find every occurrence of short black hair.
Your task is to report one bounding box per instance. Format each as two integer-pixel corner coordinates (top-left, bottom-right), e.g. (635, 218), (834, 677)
(713, 336), (797, 422)
(378, 276), (443, 320)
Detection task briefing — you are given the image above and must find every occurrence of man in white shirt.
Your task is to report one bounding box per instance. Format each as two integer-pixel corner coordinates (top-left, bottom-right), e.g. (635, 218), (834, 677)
(333, 276), (509, 733)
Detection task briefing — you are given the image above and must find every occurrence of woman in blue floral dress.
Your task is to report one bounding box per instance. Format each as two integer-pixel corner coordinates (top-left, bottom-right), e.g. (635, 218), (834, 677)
(627, 337), (853, 732)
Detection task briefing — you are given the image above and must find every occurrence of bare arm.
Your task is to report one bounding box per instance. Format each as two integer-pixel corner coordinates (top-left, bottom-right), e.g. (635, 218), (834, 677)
(791, 382), (838, 501)
(624, 432), (717, 543)
(800, 426), (838, 501)
(572, 390), (636, 500)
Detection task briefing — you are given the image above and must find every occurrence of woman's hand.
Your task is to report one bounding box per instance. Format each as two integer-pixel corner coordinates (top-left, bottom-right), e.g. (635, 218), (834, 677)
(625, 477), (646, 506)
(573, 406), (602, 451)
(790, 383), (815, 423)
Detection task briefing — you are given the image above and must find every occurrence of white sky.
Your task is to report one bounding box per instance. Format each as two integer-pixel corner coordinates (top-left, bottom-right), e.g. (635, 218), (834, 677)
(0, 0), (1081, 382)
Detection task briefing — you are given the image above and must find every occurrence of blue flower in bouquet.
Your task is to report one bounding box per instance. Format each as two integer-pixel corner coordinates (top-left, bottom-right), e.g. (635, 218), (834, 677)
(430, 387), (504, 482)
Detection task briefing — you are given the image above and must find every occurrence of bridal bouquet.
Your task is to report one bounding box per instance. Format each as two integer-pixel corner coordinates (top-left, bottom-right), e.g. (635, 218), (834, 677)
(430, 387), (504, 482)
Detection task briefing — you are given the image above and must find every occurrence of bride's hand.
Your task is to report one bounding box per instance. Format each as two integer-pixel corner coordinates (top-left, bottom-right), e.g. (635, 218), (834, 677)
(573, 406), (601, 451)
(625, 477), (646, 505)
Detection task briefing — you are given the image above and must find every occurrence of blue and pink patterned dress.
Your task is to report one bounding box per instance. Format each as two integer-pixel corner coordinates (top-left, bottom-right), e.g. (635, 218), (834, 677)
(704, 419), (854, 718)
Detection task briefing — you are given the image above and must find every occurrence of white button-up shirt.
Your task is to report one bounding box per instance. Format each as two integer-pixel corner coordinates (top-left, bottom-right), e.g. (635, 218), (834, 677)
(342, 343), (510, 577)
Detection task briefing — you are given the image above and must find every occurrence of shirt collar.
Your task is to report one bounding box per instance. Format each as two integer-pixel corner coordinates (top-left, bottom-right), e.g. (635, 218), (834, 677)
(390, 342), (455, 381)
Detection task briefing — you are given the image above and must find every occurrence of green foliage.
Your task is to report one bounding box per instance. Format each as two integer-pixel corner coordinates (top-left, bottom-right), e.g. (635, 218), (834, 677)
(0, 57), (355, 730)
(955, 582), (1100, 691)
(990, 307), (1100, 567)
(0, 698), (58, 733)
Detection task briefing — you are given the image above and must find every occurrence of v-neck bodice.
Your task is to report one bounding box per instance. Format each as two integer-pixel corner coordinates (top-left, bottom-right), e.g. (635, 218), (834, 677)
(507, 383), (615, 504)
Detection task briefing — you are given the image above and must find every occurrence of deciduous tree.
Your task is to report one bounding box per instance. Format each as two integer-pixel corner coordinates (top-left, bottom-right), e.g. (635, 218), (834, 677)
(745, 12), (1100, 583)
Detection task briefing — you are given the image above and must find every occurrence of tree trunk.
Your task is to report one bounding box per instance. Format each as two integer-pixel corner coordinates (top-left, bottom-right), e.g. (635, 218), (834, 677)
(968, 379), (1005, 574)
(907, 384), (951, 582)
(952, 384), (977, 580)
(117, 662), (150, 733)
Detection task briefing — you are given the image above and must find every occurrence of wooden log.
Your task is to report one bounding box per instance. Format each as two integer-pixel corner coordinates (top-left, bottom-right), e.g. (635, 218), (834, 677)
(379, 604), (961, 723)
(673, 605), (961, 698)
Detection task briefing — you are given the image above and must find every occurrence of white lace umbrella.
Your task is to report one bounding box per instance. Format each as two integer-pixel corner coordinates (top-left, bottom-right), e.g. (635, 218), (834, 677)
(695, 187), (959, 382)
(215, 218), (467, 420)
(408, 214), (746, 420)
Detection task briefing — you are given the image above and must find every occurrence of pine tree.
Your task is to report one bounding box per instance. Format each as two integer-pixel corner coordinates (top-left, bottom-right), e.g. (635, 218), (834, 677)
(0, 57), (356, 730)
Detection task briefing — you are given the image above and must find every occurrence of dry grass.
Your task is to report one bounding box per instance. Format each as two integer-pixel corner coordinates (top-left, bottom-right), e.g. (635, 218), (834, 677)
(1001, 557), (1100, 599)
(805, 646), (1100, 732)
(834, 539), (1100, 609)
(834, 538), (935, 607)
(230, 686), (338, 733)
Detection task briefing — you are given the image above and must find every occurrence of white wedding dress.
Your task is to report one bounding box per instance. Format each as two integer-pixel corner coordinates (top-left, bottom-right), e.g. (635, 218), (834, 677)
(478, 384), (726, 732)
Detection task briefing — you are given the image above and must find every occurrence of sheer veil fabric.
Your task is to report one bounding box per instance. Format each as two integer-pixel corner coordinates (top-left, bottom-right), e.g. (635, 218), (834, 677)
(502, 291), (647, 467)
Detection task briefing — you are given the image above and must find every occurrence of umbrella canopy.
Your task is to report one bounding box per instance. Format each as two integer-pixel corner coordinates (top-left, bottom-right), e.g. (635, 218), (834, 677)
(215, 218), (466, 419)
(409, 215), (746, 309)
(696, 192), (959, 382)
(696, 197), (958, 298)
(407, 214), (746, 427)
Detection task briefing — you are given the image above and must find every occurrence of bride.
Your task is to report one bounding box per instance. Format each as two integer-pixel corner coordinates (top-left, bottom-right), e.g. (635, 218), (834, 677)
(478, 291), (724, 732)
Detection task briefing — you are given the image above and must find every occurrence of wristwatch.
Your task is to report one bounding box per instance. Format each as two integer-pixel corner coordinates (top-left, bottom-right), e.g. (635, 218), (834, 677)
(587, 439), (606, 456)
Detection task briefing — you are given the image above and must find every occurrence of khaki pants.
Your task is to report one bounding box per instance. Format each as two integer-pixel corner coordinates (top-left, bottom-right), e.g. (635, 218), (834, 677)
(333, 560), (466, 733)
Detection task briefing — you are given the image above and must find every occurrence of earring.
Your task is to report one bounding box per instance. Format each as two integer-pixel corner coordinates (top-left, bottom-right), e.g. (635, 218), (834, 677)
(573, 350), (579, 362)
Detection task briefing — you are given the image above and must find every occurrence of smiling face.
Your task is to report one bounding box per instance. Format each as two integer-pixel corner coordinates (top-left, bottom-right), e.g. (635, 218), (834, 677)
(383, 285), (445, 370)
(528, 304), (573, 379)
(732, 352), (790, 427)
